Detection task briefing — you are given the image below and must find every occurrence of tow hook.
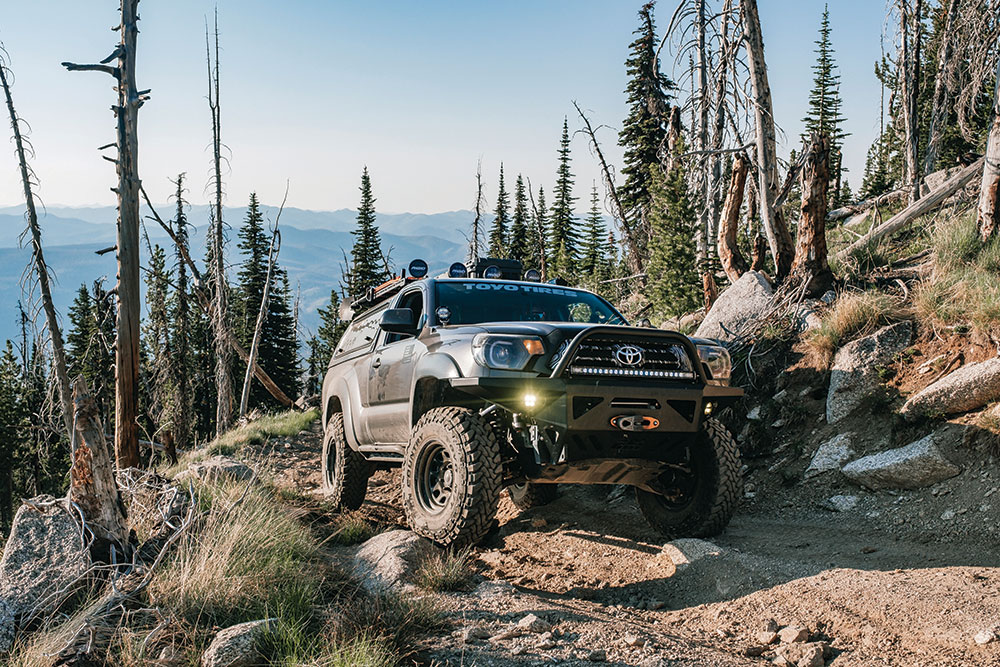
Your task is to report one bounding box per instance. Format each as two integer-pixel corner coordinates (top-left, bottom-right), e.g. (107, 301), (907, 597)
(611, 414), (660, 431)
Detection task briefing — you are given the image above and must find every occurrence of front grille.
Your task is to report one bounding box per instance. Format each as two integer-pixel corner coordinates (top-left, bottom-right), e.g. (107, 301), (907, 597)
(566, 335), (697, 380)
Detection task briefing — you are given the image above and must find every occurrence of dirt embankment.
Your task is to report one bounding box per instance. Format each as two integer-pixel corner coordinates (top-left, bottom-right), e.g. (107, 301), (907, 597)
(258, 421), (1000, 667)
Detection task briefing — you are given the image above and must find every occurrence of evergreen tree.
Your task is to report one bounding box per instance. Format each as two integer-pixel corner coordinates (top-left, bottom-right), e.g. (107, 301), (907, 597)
(526, 186), (548, 273)
(142, 244), (172, 438)
(802, 4), (849, 205)
(345, 167), (389, 300)
(508, 174), (530, 266)
(618, 1), (675, 244)
(488, 164), (510, 257)
(234, 193), (301, 410)
(549, 118), (579, 280)
(644, 163), (701, 321)
(0, 341), (26, 530)
(66, 282), (115, 418)
(168, 174), (194, 450)
(580, 183), (609, 281)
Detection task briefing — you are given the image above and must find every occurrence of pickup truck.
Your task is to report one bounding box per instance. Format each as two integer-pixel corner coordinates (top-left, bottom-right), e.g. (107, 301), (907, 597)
(321, 259), (743, 547)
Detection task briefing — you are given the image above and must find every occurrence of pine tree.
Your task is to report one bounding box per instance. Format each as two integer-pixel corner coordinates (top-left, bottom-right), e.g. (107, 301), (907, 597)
(142, 244), (172, 435)
(580, 183), (609, 281)
(345, 167), (389, 300)
(0, 341), (26, 530)
(508, 175), (530, 266)
(618, 1), (675, 245)
(66, 282), (115, 419)
(802, 4), (849, 205)
(549, 118), (579, 280)
(488, 164), (510, 257)
(234, 193), (301, 410)
(168, 174), (194, 450)
(526, 186), (548, 273)
(316, 289), (348, 362)
(644, 163), (701, 321)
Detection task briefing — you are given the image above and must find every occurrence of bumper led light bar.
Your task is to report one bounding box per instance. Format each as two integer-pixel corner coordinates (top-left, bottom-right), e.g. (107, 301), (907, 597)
(569, 366), (696, 379)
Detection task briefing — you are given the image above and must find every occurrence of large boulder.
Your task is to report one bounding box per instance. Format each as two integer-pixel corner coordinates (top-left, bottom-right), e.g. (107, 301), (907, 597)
(826, 321), (912, 424)
(177, 456), (254, 484)
(900, 356), (1000, 420)
(695, 271), (773, 342)
(841, 430), (961, 490)
(804, 433), (856, 479)
(352, 530), (438, 593)
(0, 496), (91, 654)
(201, 618), (275, 667)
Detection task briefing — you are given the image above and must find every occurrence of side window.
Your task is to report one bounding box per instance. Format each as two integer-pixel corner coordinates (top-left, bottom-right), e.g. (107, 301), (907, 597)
(384, 290), (424, 345)
(335, 304), (388, 356)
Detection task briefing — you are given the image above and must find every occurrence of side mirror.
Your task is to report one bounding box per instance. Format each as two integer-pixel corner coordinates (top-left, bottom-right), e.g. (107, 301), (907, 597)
(638, 318), (652, 328)
(379, 308), (418, 334)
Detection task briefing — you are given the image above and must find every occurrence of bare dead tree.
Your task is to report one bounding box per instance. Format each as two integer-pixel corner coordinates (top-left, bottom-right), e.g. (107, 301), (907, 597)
(897, 0), (924, 204)
(63, 0), (145, 468)
(718, 152), (749, 283)
(741, 0), (795, 280)
(206, 11), (233, 434)
(0, 48), (74, 439)
(924, 0), (963, 173)
(238, 187), (287, 418)
(572, 101), (644, 275)
(791, 132), (833, 295)
(977, 57), (1000, 240)
(468, 159), (485, 265)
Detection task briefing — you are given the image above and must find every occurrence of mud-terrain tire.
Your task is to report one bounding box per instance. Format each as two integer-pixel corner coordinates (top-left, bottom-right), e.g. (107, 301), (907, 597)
(635, 417), (742, 538)
(507, 482), (559, 510)
(402, 407), (502, 547)
(322, 413), (371, 510)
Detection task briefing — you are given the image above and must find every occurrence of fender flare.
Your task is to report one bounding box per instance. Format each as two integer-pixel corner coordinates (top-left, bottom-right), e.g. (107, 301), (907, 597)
(322, 373), (363, 451)
(409, 352), (463, 427)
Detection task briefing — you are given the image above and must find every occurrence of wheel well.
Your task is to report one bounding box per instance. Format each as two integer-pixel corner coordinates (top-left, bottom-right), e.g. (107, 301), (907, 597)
(412, 377), (475, 426)
(325, 395), (343, 424)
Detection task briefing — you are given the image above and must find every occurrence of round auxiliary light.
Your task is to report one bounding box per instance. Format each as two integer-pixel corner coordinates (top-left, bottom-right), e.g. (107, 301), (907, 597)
(448, 262), (468, 278)
(524, 268), (541, 282)
(484, 265), (502, 279)
(407, 258), (428, 278)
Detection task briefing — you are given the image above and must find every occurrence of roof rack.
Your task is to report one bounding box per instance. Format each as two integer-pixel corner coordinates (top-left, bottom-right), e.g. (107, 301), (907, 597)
(349, 258), (431, 312)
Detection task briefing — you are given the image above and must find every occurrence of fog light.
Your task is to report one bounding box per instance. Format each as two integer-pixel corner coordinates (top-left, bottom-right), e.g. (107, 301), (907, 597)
(704, 402), (714, 416)
(524, 393), (538, 408)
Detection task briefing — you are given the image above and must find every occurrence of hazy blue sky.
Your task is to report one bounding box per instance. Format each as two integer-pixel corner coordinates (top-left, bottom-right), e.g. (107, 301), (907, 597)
(0, 1), (886, 215)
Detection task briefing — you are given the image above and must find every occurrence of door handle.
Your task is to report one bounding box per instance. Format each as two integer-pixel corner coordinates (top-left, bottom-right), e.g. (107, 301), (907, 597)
(372, 357), (381, 368)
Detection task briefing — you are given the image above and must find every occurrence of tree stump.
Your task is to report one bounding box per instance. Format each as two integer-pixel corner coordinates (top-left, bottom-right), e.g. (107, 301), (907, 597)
(791, 132), (834, 295)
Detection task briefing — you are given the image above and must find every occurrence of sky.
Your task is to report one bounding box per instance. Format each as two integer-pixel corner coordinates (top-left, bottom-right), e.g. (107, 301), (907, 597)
(0, 0), (888, 215)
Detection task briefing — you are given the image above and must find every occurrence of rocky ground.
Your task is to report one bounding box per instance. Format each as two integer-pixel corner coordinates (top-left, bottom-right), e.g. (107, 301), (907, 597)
(257, 416), (1000, 667)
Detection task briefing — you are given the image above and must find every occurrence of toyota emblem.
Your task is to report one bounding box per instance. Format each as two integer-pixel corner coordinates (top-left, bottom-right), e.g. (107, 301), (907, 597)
(614, 344), (644, 366)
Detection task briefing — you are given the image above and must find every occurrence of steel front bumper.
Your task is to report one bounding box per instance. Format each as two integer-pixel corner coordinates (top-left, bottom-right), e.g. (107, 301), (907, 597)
(450, 376), (741, 487)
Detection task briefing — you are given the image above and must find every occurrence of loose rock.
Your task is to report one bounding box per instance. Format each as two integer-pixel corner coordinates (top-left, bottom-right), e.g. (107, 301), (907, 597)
(772, 641), (826, 667)
(901, 356), (1000, 419)
(587, 648), (607, 661)
(178, 456), (254, 484)
(660, 539), (724, 570)
(695, 271), (774, 343)
(756, 630), (779, 645)
(461, 626), (490, 642)
(841, 430), (961, 490)
(201, 619), (275, 667)
(804, 433), (856, 479)
(778, 625), (810, 643)
(517, 613), (551, 634)
(974, 629), (997, 645)
(352, 530), (438, 593)
(823, 494), (860, 512)
(826, 321), (912, 424)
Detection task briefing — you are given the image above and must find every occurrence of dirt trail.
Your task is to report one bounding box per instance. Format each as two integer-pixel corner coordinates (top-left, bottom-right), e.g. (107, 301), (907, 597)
(261, 422), (1000, 666)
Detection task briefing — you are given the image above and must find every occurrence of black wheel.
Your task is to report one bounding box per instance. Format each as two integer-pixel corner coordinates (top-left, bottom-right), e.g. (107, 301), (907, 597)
(635, 417), (742, 538)
(402, 407), (502, 547)
(507, 482), (559, 510)
(322, 413), (371, 510)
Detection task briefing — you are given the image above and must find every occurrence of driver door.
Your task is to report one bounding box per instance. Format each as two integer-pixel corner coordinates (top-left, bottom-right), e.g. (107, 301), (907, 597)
(365, 288), (427, 445)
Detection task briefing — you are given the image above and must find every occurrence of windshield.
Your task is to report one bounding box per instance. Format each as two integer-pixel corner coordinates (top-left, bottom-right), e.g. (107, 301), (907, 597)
(435, 281), (627, 326)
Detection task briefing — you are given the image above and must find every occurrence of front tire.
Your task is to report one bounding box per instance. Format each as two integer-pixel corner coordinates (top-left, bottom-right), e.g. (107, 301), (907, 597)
(636, 417), (742, 538)
(402, 407), (502, 547)
(507, 482), (559, 510)
(322, 413), (371, 510)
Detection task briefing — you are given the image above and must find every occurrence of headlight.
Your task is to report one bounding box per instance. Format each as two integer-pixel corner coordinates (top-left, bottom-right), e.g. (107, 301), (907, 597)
(697, 344), (732, 385)
(472, 334), (544, 370)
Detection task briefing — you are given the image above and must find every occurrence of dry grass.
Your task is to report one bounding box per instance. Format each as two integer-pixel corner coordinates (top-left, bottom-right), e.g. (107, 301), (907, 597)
(805, 290), (904, 365)
(415, 547), (474, 592)
(914, 212), (1000, 333)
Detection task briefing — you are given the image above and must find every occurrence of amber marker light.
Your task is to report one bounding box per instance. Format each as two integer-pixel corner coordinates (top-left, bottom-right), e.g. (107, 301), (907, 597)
(522, 339), (544, 355)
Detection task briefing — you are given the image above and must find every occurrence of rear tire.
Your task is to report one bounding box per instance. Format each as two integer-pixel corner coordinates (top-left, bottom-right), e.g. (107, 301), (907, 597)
(322, 413), (371, 510)
(507, 482), (559, 510)
(636, 417), (742, 538)
(402, 407), (502, 547)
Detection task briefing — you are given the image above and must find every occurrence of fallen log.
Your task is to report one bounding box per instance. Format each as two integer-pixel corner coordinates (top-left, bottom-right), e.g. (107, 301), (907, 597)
(837, 157), (985, 260)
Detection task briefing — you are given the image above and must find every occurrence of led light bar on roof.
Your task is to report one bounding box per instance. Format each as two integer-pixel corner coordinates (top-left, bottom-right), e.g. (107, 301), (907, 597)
(569, 366), (696, 379)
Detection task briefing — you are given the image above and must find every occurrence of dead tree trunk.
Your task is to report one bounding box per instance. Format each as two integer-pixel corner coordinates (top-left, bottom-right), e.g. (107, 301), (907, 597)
(470, 160), (484, 265)
(900, 0), (923, 204)
(792, 133), (834, 295)
(0, 55), (74, 440)
(207, 14), (233, 435)
(741, 0), (795, 280)
(924, 0), (961, 174)
(69, 380), (128, 552)
(703, 272), (718, 311)
(63, 0), (144, 469)
(978, 58), (1000, 241)
(694, 0), (711, 265)
(718, 153), (749, 283)
(747, 180), (767, 272)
